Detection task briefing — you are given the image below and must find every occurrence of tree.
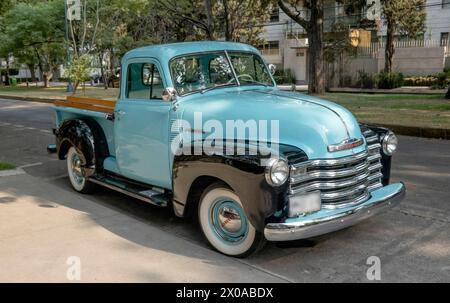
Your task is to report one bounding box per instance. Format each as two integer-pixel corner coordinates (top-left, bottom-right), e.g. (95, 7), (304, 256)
(278, 0), (383, 94)
(159, 0), (274, 45)
(65, 55), (91, 94)
(382, 0), (426, 73)
(278, 0), (327, 94)
(446, 86), (450, 100)
(0, 0), (65, 87)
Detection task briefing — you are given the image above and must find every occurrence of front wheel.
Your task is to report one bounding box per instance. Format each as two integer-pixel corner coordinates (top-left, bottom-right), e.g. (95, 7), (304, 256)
(66, 146), (96, 194)
(198, 183), (266, 258)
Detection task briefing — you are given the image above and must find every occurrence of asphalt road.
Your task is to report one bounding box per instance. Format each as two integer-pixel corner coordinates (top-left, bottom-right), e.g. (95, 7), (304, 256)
(0, 98), (449, 282)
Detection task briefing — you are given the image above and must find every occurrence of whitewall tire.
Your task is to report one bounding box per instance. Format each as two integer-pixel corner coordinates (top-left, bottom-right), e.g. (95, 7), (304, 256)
(198, 183), (265, 258)
(66, 146), (95, 194)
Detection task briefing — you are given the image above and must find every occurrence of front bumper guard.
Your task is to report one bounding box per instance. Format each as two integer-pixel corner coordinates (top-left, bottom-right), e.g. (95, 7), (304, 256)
(264, 182), (406, 242)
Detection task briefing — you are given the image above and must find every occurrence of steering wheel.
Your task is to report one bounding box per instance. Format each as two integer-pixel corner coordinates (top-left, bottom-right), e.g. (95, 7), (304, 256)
(228, 74), (254, 84)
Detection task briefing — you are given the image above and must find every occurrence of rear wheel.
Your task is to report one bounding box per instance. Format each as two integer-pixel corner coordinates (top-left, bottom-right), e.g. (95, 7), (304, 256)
(198, 183), (266, 258)
(66, 146), (96, 194)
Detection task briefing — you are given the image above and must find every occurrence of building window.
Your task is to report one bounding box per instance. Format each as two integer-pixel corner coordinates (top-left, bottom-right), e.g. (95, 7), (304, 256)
(443, 0), (450, 8)
(270, 9), (279, 23)
(441, 32), (449, 46)
(258, 41), (280, 56)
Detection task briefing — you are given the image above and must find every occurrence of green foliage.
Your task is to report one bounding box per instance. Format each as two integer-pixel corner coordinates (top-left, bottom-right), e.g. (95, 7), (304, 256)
(356, 70), (376, 89)
(377, 72), (405, 89)
(382, 0), (426, 72)
(404, 73), (450, 89)
(0, 163), (16, 171)
(432, 73), (450, 89)
(0, 0), (65, 86)
(273, 68), (296, 85)
(65, 56), (91, 85)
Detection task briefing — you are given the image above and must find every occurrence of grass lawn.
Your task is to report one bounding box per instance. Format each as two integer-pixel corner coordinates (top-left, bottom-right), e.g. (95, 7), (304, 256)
(0, 85), (119, 101)
(0, 163), (16, 171)
(323, 93), (450, 129)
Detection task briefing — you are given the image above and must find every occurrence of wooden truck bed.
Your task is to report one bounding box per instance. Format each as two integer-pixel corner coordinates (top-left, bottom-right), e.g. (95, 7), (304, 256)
(55, 96), (116, 114)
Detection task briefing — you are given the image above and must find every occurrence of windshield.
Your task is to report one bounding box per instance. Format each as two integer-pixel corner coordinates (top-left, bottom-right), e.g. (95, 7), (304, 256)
(169, 51), (274, 96)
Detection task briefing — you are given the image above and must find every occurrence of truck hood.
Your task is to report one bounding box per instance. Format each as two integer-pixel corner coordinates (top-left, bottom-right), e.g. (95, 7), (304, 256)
(178, 88), (366, 159)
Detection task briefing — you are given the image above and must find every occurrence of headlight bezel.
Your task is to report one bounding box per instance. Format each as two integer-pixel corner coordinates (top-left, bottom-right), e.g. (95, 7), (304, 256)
(382, 132), (398, 156)
(265, 158), (289, 187)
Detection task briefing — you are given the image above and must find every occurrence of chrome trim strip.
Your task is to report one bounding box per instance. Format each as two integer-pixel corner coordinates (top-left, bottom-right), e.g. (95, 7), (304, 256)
(290, 171), (370, 194)
(264, 183), (406, 241)
(368, 182), (383, 191)
(291, 150), (369, 170)
(290, 161), (370, 183)
(368, 143), (382, 151)
(368, 172), (383, 181)
(368, 153), (382, 162)
(369, 163), (383, 172)
(328, 138), (364, 153)
(321, 191), (371, 209)
(365, 135), (379, 143)
(320, 183), (367, 200)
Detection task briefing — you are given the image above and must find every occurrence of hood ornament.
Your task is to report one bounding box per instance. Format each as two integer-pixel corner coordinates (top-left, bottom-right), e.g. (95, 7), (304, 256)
(328, 138), (364, 153)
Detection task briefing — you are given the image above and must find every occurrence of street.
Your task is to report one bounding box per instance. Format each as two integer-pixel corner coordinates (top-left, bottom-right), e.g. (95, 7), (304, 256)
(0, 98), (449, 282)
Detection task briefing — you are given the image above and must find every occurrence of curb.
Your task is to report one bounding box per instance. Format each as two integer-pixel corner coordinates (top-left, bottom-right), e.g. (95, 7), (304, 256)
(327, 88), (446, 95)
(0, 95), (57, 104)
(1, 94), (449, 140)
(0, 168), (25, 178)
(374, 124), (450, 140)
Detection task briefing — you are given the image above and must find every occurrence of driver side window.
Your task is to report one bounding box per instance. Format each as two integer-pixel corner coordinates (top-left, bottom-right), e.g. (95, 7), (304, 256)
(127, 62), (163, 100)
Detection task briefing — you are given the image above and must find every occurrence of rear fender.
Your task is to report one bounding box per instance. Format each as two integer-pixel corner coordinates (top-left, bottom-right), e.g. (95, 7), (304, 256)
(56, 119), (109, 176)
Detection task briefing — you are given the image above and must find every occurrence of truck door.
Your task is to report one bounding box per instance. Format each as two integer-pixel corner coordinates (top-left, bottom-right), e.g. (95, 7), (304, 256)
(114, 59), (172, 189)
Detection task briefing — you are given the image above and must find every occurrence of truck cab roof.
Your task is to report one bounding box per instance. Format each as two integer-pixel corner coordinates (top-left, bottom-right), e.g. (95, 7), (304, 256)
(122, 41), (261, 64)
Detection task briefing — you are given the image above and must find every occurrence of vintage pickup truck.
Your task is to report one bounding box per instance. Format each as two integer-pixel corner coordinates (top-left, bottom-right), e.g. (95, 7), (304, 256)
(51, 41), (406, 257)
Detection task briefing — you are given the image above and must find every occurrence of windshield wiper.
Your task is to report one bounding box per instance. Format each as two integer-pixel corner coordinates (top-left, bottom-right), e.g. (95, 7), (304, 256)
(241, 81), (270, 87)
(201, 83), (237, 94)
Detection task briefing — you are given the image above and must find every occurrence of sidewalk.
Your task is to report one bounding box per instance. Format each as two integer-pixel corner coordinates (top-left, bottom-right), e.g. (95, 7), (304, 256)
(0, 173), (286, 283)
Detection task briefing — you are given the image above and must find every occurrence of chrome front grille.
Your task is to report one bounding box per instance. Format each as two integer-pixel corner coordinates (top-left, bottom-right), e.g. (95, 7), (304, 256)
(289, 130), (384, 208)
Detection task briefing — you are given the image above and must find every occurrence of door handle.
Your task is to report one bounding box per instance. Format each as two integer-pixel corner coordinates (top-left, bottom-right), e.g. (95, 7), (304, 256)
(115, 109), (126, 119)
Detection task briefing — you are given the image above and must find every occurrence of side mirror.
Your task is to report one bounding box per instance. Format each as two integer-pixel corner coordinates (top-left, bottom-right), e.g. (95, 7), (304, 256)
(268, 64), (276, 76)
(162, 87), (177, 102)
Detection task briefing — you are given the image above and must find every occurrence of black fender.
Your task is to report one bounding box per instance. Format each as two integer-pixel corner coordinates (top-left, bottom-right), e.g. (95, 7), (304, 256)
(56, 119), (109, 176)
(172, 143), (307, 231)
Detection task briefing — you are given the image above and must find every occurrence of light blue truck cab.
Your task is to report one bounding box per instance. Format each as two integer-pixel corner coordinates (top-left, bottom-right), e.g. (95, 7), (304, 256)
(52, 41), (406, 257)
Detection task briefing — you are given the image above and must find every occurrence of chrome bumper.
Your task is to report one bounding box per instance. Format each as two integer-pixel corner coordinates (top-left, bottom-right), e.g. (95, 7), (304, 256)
(264, 182), (406, 242)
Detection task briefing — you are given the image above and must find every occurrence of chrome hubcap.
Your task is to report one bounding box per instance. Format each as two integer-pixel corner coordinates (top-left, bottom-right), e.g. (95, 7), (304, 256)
(70, 152), (84, 185)
(210, 199), (248, 244)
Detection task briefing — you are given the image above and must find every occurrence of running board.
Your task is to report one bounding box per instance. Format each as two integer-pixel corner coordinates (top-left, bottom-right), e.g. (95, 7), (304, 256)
(89, 176), (169, 207)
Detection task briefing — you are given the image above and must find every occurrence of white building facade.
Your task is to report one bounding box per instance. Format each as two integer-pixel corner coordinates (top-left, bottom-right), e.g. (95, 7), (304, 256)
(260, 1), (450, 84)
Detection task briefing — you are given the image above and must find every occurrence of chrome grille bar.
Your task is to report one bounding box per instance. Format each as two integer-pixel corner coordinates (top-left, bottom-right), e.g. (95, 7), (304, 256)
(288, 128), (385, 209)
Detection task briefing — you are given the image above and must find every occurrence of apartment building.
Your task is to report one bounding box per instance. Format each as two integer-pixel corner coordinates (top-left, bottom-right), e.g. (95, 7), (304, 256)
(260, 0), (450, 84)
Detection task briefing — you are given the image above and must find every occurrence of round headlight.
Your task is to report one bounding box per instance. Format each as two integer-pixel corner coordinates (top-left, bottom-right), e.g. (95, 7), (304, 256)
(382, 132), (398, 156)
(265, 159), (289, 187)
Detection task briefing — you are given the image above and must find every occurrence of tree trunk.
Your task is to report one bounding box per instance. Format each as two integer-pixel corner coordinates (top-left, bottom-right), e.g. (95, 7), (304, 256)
(28, 64), (36, 85)
(446, 86), (450, 99)
(73, 80), (80, 94)
(222, 0), (232, 41)
(5, 60), (10, 86)
(43, 74), (49, 88)
(308, 0), (326, 95)
(204, 0), (214, 40)
(385, 18), (395, 73)
(99, 53), (107, 89)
